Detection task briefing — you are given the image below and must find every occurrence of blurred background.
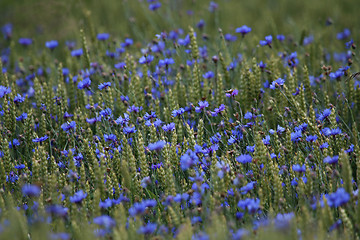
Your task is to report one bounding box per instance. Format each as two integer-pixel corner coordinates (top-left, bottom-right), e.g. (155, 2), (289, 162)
(0, 0), (359, 43)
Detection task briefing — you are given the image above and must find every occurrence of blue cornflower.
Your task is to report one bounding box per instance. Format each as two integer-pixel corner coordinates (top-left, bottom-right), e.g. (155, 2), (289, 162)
(246, 145), (255, 153)
(158, 58), (174, 67)
(98, 82), (111, 90)
(195, 101), (209, 113)
(196, 19), (205, 29)
(240, 181), (256, 194)
(292, 164), (306, 173)
(329, 71), (344, 80)
(104, 134), (117, 142)
(14, 164), (25, 170)
(236, 154), (252, 164)
(93, 215), (116, 229)
(0, 86), (11, 98)
(69, 190), (87, 204)
(172, 108), (185, 117)
(121, 38), (133, 48)
(269, 78), (285, 89)
(115, 62), (126, 69)
(61, 121), (76, 132)
(149, 2), (161, 11)
(244, 111), (256, 120)
(162, 122), (175, 132)
(123, 126), (136, 135)
(262, 135), (270, 145)
(210, 104), (225, 117)
(180, 149), (199, 170)
(71, 48), (83, 57)
(303, 35), (314, 46)
(277, 125), (285, 134)
(203, 71), (214, 79)
(258, 61), (267, 69)
(77, 77), (91, 89)
(290, 131), (302, 142)
(45, 40), (58, 50)
(18, 38), (32, 46)
(16, 112), (28, 121)
(277, 34), (285, 41)
(22, 184), (41, 197)
(225, 89), (238, 97)
(139, 55), (154, 64)
(137, 223), (157, 235)
(306, 135), (318, 142)
(345, 39), (354, 49)
(100, 108), (112, 118)
(97, 33), (110, 41)
(208, 1), (218, 12)
(46, 205), (68, 218)
(2, 23), (12, 39)
(326, 188), (350, 208)
(224, 33), (237, 42)
(32, 135), (48, 143)
(274, 212), (295, 230)
(9, 139), (20, 148)
(232, 229), (249, 240)
(337, 28), (351, 40)
(148, 140), (166, 151)
(286, 52), (299, 68)
(259, 35), (272, 47)
(323, 156), (339, 164)
(13, 94), (25, 104)
(318, 108), (332, 121)
(320, 142), (329, 149)
(236, 25), (252, 37)
(330, 127), (342, 136)
(237, 198), (260, 214)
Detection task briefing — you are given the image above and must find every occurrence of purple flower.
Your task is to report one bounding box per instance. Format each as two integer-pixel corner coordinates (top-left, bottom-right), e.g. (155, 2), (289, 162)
(18, 38), (32, 46)
(269, 78), (285, 89)
(180, 149), (199, 170)
(77, 77), (91, 89)
(162, 122), (175, 132)
(32, 135), (48, 143)
(16, 112), (28, 121)
(97, 33), (110, 41)
(139, 55), (154, 64)
(323, 155), (339, 164)
(318, 108), (331, 121)
(236, 25), (252, 37)
(71, 48), (83, 57)
(237, 198), (260, 214)
(195, 101), (209, 113)
(326, 188), (350, 208)
(149, 2), (161, 11)
(203, 71), (214, 79)
(61, 121), (76, 132)
(172, 108), (185, 117)
(303, 35), (314, 46)
(337, 28), (351, 40)
(259, 35), (272, 47)
(22, 184), (41, 197)
(98, 82), (111, 90)
(277, 34), (285, 41)
(148, 140), (166, 151)
(306, 135), (318, 142)
(224, 33), (237, 42)
(208, 1), (218, 12)
(210, 104), (225, 116)
(240, 181), (256, 194)
(274, 212), (294, 230)
(137, 223), (157, 235)
(69, 190), (87, 204)
(0, 86), (11, 98)
(93, 215), (116, 229)
(236, 154), (252, 164)
(45, 40), (58, 50)
(292, 164), (306, 173)
(290, 131), (302, 142)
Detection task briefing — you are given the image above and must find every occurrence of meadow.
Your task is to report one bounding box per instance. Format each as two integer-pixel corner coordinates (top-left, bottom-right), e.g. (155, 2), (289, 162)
(0, 0), (360, 239)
